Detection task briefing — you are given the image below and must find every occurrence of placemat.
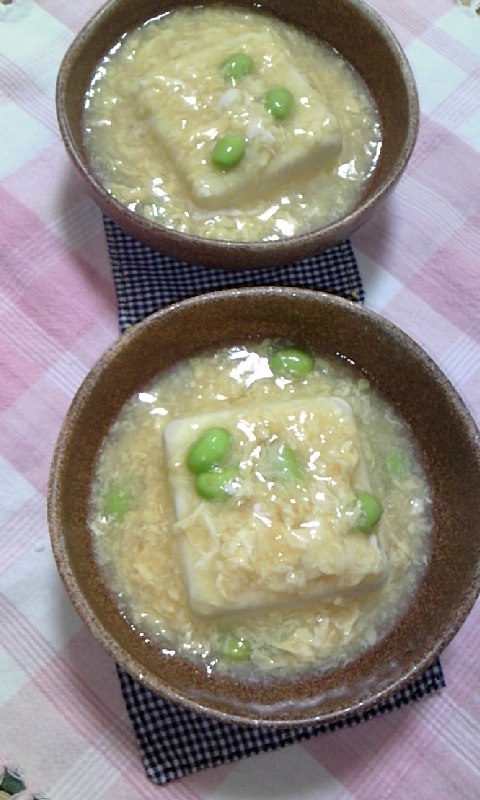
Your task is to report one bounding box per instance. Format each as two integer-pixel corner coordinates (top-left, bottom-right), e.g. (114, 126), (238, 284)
(103, 219), (365, 327)
(116, 661), (445, 786)
(103, 217), (445, 786)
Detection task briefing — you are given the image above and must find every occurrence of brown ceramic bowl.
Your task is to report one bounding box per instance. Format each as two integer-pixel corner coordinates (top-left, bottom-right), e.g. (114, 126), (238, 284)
(56, 0), (419, 270)
(48, 287), (480, 727)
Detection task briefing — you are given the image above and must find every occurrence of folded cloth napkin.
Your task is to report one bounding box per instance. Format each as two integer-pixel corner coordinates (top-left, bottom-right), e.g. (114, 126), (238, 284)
(103, 217), (445, 786)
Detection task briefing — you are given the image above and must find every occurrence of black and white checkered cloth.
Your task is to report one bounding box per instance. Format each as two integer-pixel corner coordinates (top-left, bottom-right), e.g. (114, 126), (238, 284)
(103, 218), (364, 328)
(116, 661), (445, 786)
(103, 218), (445, 785)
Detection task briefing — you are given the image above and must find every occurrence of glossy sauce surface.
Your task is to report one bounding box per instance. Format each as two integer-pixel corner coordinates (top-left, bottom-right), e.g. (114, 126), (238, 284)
(89, 343), (431, 680)
(84, 6), (382, 242)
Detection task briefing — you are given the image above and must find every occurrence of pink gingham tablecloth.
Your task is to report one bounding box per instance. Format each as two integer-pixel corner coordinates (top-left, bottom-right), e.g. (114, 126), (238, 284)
(1, 1), (479, 797)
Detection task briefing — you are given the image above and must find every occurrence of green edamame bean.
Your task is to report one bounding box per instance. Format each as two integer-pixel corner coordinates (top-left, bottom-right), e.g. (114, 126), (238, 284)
(263, 441), (301, 481)
(221, 52), (254, 81)
(269, 347), (314, 378)
(259, 441), (302, 483)
(220, 635), (252, 661)
(385, 450), (407, 478)
(275, 443), (301, 479)
(211, 135), (245, 170)
(187, 427), (232, 474)
(264, 87), (294, 120)
(104, 484), (132, 522)
(195, 467), (238, 502)
(355, 491), (383, 533)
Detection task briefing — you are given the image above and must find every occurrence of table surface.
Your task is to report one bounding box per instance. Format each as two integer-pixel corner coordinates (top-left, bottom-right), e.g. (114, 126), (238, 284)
(1, 0), (479, 797)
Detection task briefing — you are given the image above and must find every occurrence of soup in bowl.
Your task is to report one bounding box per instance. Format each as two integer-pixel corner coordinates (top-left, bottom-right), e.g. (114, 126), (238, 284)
(56, 0), (419, 269)
(48, 288), (480, 726)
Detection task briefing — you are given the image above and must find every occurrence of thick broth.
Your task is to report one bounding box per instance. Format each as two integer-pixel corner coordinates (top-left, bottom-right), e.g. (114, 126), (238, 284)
(84, 6), (382, 242)
(90, 343), (431, 679)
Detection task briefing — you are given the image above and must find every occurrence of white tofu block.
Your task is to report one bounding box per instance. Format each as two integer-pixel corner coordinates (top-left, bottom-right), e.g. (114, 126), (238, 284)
(164, 397), (387, 617)
(136, 26), (343, 209)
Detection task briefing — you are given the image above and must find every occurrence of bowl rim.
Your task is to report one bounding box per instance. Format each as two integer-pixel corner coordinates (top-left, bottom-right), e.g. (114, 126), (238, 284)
(48, 287), (480, 727)
(55, 0), (420, 268)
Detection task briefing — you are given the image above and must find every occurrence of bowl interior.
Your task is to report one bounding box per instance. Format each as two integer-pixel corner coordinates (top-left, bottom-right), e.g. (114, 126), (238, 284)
(56, 0), (419, 268)
(48, 288), (480, 726)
